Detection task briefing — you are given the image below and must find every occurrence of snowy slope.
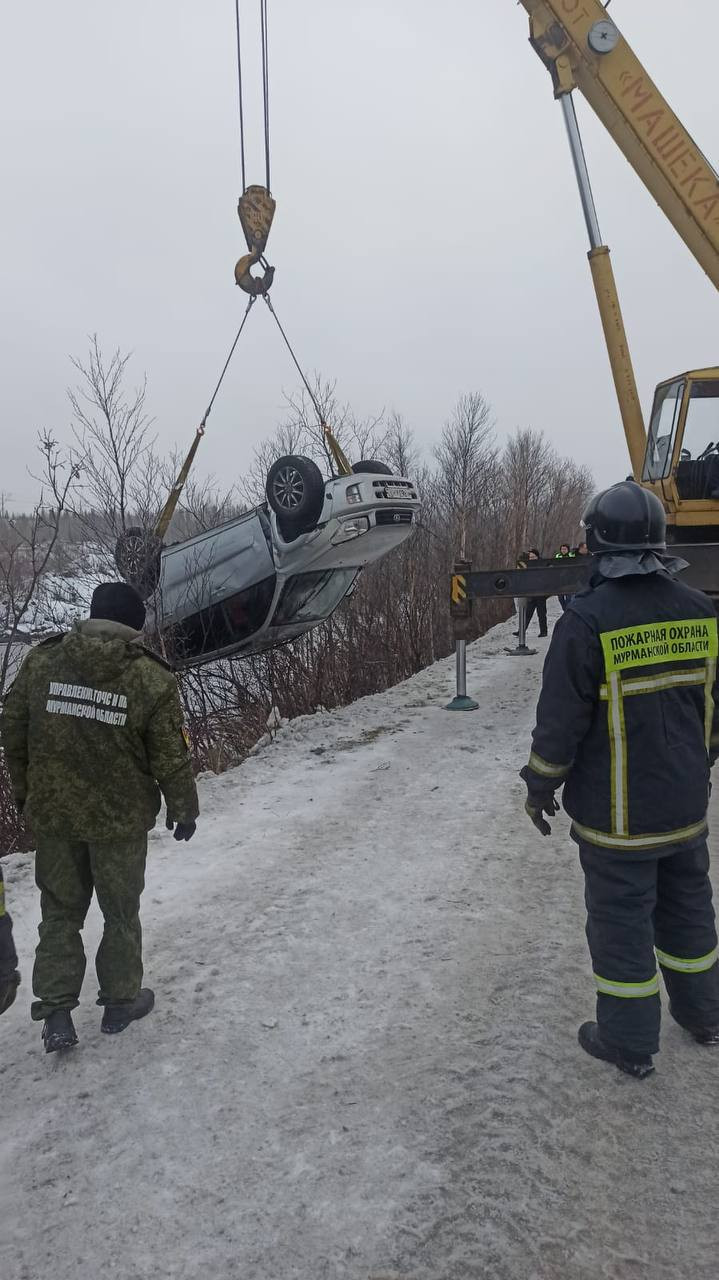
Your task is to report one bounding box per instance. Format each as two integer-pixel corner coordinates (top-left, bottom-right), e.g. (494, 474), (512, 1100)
(1, 613), (719, 1280)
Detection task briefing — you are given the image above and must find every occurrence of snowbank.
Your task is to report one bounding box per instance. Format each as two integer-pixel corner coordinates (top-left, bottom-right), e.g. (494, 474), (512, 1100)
(1, 612), (718, 1280)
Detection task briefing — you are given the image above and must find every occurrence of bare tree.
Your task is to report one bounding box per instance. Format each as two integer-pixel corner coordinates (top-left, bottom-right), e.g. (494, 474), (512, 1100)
(0, 434), (79, 696)
(502, 428), (593, 556)
(68, 337), (162, 569)
(434, 392), (498, 558)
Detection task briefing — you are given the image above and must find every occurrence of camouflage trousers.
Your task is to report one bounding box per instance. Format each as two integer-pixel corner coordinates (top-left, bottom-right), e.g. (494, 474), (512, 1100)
(0, 866), (19, 979)
(32, 835), (147, 1020)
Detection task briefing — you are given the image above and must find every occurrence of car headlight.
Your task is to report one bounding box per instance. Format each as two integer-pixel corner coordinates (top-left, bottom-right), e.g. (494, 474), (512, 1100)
(345, 484), (363, 505)
(331, 516), (370, 544)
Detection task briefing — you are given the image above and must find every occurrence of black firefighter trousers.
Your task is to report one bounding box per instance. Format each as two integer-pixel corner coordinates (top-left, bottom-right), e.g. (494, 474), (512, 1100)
(579, 839), (719, 1057)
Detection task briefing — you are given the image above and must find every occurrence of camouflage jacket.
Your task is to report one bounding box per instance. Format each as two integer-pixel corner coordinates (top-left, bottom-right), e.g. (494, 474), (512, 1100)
(0, 619), (199, 839)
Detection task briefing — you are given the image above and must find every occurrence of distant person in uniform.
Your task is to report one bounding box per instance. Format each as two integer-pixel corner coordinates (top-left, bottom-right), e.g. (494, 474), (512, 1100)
(555, 542), (576, 611)
(524, 549), (548, 637)
(0, 583), (199, 1054)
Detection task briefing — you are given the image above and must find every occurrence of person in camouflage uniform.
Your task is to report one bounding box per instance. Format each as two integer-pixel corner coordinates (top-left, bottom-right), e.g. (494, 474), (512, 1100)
(0, 582), (199, 1053)
(0, 866), (20, 1015)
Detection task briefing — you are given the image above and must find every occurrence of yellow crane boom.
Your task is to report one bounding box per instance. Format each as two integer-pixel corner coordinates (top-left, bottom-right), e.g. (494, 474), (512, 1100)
(519, 0), (719, 289)
(516, 1), (719, 539)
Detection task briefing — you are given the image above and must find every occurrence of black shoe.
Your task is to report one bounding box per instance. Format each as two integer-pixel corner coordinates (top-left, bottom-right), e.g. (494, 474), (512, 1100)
(42, 1008), (79, 1054)
(669, 1004), (719, 1045)
(578, 1021), (655, 1079)
(101, 987), (155, 1035)
(0, 970), (20, 1016)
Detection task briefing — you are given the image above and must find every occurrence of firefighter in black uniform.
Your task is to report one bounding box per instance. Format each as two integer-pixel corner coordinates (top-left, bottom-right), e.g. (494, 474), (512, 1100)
(521, 481), (719, 1078)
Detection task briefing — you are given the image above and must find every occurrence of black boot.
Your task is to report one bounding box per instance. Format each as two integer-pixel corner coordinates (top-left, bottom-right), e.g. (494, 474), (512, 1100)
(578, 1021), (655, 1079)
(0, 970), (20, 1016)
(101, 987), (155, 1035)
(669, 1004), (719, 1045)
(42, 1008), (79, 1054)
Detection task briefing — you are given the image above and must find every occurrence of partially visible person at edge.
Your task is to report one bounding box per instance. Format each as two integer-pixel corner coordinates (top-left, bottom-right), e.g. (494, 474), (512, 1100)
(521, 482), (719, 1079)
(0, 582), (199, 1055)
(513, 551), (529, 629)
(0, 866), (20, 1016)
(523, 549), (548, 637)
(555, 541), (576, 611)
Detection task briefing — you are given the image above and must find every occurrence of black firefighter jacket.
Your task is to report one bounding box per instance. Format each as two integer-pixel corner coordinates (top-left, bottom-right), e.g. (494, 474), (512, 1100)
(523, 570), (719, 854)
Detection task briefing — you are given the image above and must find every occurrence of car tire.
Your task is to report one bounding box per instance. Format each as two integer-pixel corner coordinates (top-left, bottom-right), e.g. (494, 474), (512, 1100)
(352, 460), (393, 475)
(266, 455), (326, 534)
(114, 526), (163, 599)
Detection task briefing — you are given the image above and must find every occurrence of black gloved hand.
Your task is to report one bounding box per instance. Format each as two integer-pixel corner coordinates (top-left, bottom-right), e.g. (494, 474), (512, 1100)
(524, 794), (560, 837)
(169, 820), (196, 842)
(0, 970), (20, 1017)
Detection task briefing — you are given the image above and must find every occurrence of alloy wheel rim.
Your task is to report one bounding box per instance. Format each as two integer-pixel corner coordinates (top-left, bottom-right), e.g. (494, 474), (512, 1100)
(272, 466), (305, 510)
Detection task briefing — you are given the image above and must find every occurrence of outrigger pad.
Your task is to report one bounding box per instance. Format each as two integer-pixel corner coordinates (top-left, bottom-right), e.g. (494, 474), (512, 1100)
(238, 185), (276, 256)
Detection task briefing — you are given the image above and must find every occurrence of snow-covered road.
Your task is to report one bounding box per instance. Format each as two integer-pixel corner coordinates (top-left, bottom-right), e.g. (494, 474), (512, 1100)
(2, 615), (718, 1280)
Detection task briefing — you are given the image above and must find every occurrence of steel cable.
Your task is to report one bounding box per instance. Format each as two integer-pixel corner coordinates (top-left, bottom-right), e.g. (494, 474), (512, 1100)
(260, 0), (271, 192)
(234, 0), (247, 192)
(263, 295), (325, 425)
(200, 295), (256, 427)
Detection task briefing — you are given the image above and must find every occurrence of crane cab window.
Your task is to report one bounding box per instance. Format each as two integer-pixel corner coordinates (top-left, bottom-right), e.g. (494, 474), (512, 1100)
(674, 380), (719, 500)
(643, 380), (684, 481)
(680, 381), (719, 463)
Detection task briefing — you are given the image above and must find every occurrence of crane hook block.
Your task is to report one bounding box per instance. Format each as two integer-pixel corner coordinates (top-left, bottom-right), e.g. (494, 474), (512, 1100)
(238, 185), (276, 256)
(235, 185), (276, 294)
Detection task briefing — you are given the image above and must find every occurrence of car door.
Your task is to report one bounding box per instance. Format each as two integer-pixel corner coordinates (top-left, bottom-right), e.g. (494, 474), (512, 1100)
(158, 509), (276, 626)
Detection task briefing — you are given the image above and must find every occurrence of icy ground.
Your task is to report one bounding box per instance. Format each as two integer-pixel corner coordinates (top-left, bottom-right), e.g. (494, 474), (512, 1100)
(2, 613), (719, 1280)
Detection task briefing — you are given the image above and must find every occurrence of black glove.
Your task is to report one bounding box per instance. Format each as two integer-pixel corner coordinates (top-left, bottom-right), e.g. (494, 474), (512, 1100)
(0, 970), (20, 1017)
(524, 793), (560, 837)
(167, 819), (196, 842)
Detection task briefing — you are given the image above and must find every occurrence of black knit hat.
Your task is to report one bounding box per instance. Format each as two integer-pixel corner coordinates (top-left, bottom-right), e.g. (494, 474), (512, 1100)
(90, 582), (146, 631)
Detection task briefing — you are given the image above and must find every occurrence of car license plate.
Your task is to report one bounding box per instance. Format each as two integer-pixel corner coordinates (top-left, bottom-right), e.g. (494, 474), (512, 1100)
(384, 484), (408, 499)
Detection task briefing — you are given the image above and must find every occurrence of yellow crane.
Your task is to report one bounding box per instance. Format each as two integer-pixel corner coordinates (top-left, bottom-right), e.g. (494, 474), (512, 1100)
(518, 0), (719, 546)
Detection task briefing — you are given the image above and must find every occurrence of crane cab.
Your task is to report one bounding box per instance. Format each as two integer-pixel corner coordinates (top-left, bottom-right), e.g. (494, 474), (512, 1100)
(641, 368), (719, 539)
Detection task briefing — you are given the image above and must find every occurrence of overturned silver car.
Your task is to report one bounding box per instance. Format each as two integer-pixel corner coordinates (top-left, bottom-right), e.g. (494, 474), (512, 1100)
(116, 455), (420, 667)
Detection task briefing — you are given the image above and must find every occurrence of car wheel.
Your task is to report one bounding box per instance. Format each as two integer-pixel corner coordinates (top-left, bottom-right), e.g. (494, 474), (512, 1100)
(266, 455), (325, 532)
(114, 527), (162, 599)
(352, 460), (393, 475)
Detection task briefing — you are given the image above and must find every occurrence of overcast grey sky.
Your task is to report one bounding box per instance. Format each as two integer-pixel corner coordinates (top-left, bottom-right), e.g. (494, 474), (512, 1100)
(1, 1), (718, 508)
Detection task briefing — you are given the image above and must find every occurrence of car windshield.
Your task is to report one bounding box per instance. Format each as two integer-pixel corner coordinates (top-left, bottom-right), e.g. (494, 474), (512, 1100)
(274, 569), (359, 626)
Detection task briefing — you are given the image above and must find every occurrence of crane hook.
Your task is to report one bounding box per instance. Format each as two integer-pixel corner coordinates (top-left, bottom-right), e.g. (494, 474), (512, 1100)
(235, 249), (275, 296)
(235, 184), (276, 295)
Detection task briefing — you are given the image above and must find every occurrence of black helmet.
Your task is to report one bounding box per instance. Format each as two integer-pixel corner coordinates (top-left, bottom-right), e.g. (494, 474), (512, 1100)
(581, 481), (666, 554)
